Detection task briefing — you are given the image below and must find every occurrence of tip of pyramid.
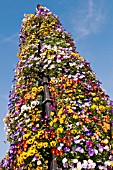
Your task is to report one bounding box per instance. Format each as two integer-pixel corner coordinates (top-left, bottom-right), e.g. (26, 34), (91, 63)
(36, 4), (43, 10)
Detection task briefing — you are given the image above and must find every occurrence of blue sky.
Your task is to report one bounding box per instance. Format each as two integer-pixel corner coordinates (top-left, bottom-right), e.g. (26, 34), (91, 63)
(0, 0), (113, 161)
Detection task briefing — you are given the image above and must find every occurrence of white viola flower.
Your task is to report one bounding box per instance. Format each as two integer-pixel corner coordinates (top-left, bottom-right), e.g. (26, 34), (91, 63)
(43, 64), (48, 69)
(60, 143), (64, 147)
(64, 55), (69, 59)
(72, 159), (78, 163)
(89, 163), (96, 169)
(67, 124), (73, 129)
(104, 145), (109, 151)
(71, 106), (76, 110)
(57, 146), (62, 151)
(43, 59), (48, 63)
(53, 45), (57, 50)
(21, 104), (28, 112)
(94, 149), (98, 155)
(104, 161), (111, 166)
(62, 158), (67, 164)
(82, 160), (88, 169)
(99, 147), (103, 152)
(98, 165), (105, 170)
(25, 118), (30, 123)
(31, 101), (39, 108)
(48, 59), (52, 64)
(68, 74), (72, 78)
(74, 139), (81, 144)
(88, 159), (93, 163)
(58, 68), (62, 70)
(76, 122), (79, 126)
(77, 162), (82, 170)
(74, 136), (79, 140)
(56, 59), (61, 63)
(79, 75), (85, 79)
(49, 64), (56, 69)
(46, 44), (51, 50)
(83, 160), (88, 164)
(24, 113), (27, 117)
(37, 160), (41, 165)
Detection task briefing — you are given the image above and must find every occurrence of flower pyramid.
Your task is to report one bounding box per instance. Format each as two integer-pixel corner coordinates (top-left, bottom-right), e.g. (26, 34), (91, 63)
(0, 4), (113, 170)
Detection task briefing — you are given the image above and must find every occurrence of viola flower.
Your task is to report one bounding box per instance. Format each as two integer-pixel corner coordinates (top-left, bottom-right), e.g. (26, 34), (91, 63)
(88, 147), (95, 156)
(32, 126), (37, 131)
(64, 147), (70, 152)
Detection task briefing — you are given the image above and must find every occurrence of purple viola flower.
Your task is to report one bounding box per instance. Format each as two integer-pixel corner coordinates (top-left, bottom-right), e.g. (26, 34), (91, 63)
(32, 126), (37, 132)
(69, 163), (74, 168)
(64, 147), (70, 152)
(110, 100), (113, 106)
(63, 163), (68, 168)
(15, 110), (19, 115)
(111, 109), (113, 113)
(88, 147), (95, 156)
(44, 114), (48, 119)
(76, 146), (84, 153)
(86, 131), (92, 136)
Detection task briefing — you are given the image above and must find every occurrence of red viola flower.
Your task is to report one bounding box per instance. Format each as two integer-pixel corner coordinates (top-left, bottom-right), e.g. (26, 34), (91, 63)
(55, 149), (60, 156)
(51, 148), (56, 154)
(69, 136), (74, 141)
(66, 141), (71, 146)
(51, 132), (56, 138)
(80, 135), (84, 139)
(59, 150), (63, 156)
(62, 138), (67, 144)
(57, 138), (62, 142)
(66, 130), (71, 135)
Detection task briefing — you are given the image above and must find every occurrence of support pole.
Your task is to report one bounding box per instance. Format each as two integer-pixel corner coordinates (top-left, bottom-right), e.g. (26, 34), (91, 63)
(42, 76), (58, 170)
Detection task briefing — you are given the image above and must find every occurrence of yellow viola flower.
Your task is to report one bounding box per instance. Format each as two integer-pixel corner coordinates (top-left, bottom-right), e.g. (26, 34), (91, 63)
(58, 108), (63, 116)
(29, 163), (32, 167)
(65, 121), (68, 125)
(71, 52), (77, 56)
(50, 111), (55, 116)
(36, 167), (43, 170)
(99, 105), (105, 111)
(37, 142), (43, 149)
(49, 121), (54, 126)
(66, 105), (71, 109)
(44, 160), (48, 164)
(38, 86), (44, 92)
(91, 92), (96, 96)
(32, 87), (38, 93)
(27, 138), (34, 144)
(60, 118), (64, 124)
(73, 115), (79, 119)
(68, 109), (73, 113)
(93, 97), (99, 101)
(71, 129), (77, 134)
(17, 156), (23, 164)
(91, 104), (98, 110)
(110, 161), (113, 167)
(62, 114), (66, 119)
(50, 141), (56, 147)
(57, 127), (63, 133)
(23, 133), (31, 140)
(3, 118), (7, 123)
(53, 117), (57, 123)
(43, 142), (48, 148)
(103, 138), (109, 144)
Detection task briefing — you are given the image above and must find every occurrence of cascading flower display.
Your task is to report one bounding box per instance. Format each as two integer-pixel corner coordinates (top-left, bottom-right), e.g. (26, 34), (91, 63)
(0, 4), (113, 170)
